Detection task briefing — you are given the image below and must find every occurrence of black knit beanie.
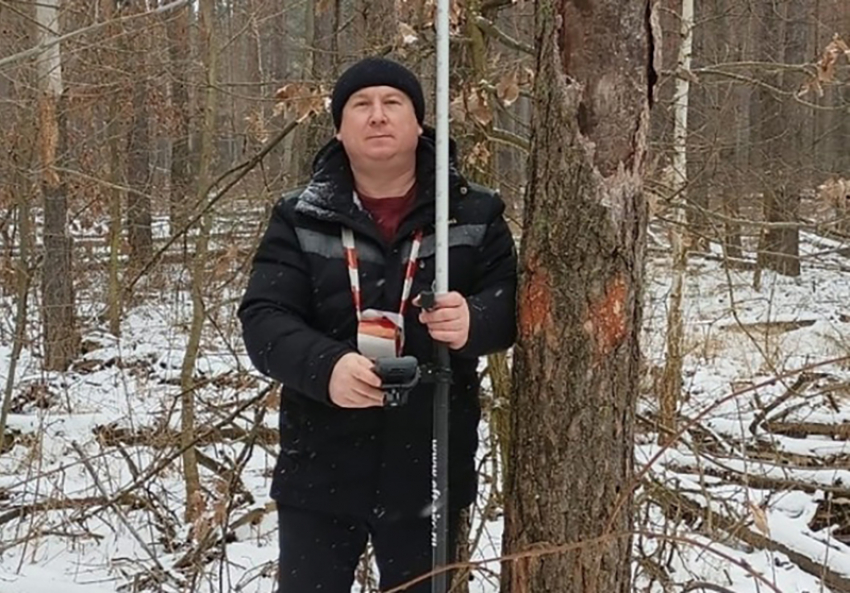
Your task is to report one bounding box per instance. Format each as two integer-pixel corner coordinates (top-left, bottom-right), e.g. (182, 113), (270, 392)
(331, 57), (425, 129)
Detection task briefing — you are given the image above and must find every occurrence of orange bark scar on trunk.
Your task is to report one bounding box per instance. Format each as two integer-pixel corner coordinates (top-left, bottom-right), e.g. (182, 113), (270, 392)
(518, 259), (552, 338)
(584, 273), (628, 359)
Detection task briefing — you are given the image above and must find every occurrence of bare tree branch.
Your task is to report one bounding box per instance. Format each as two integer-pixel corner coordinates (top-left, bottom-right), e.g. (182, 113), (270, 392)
(681, 583), (737, 593)
(70, 441), (171, 579)
(125, 118), (299, 294)
(481, 0), (515, 11)
(0, 0), (191, 71)
(474, 16), (534, 56)
(486, 126), (531, 153)
(682, 67), (839, 112)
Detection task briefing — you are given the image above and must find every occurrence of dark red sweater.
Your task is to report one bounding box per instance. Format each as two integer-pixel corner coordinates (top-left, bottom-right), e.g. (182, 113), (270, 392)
(357, 184), (416, 243)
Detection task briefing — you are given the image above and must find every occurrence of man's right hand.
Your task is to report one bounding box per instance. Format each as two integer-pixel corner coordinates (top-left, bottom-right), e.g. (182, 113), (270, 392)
(329, 352), (384, 408)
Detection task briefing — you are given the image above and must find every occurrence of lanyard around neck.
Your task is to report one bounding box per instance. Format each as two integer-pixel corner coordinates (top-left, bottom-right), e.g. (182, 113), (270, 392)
(341, 227), (423, 321)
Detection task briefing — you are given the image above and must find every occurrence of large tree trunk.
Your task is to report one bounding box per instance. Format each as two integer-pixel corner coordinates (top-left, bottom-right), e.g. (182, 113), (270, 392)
(659, 0), (694, 445)
(36, 0), (78, 371)
(102, 0), (122, 336)
(753, 1), (801, 278)
(126, 20), (153, 272)
(120, 2), (154, 273)
(501, 1), (652, 592)
(288, 0), (338, 182)
(683, 0), (708, 249)
(166, 4), (192, 236)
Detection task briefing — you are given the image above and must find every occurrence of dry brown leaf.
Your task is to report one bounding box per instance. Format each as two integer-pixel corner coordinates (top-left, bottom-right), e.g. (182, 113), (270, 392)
(834, 34), (850, 57)
(748, 501), (770, 536)
(798, 35), (848, 96)
(213, 498), (229, 526)
(275, 83), (327, 123)
(194, 515), (211, 542)
(244, 111), (267, 143)
(449, 94), (466, 123)
(817, 35), (849, 83)
(275, 83), (302, 101)
(449, 0), (462, 30)
(398, 22), (418, 45)
(189, 489), (206, 518)
(265, 387), (281, 410)
(211, 243), (238, 280)
(468, 91), (493, 126)
(420, 0), (436, 28)
(646, 190), (661, 218)
(467, 142), (491, 169)
(213, 477), (230, 496)
(299, 93), (327, 123)
(496, 70), (520, 106)
(520, 66), (535, 87)
(817, 177), (850, 209)
(797, 77), (823, 98)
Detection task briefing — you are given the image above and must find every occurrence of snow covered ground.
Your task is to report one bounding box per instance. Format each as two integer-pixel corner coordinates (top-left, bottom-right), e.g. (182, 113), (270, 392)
(1, 226), (849, 592)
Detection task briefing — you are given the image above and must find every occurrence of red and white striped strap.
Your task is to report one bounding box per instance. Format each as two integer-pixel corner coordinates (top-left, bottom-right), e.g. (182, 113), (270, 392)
(341, 227), (362, 319)
(341, 227), (423, 321)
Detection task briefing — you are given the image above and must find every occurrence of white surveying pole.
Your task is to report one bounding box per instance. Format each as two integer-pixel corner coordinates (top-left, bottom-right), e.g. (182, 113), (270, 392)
(432, 0), (451, 589)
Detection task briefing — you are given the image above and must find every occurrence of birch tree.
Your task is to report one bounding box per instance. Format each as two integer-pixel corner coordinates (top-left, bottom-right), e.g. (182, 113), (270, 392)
(36, 0), (78, 371)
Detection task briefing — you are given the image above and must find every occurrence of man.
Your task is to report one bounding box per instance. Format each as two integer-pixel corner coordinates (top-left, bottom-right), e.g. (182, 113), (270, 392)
(239, 56), (517, 592)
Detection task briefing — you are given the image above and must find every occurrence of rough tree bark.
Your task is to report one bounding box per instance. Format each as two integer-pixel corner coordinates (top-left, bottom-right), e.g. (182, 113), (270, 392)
(36, 0), (78, 371)
(102, 0), (122, 336)
(502, 0), (653, 591)
(288, 0), (338, 182)
(754, 1), (801, 277)
(165, 3), (192, 236)
(125, 5), (153, 270)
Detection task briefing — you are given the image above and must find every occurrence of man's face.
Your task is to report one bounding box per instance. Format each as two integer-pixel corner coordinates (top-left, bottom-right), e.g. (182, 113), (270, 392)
(336, 86), (422, 166)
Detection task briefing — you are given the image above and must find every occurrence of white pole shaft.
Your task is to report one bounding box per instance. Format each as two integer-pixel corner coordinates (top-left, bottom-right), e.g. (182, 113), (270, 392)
(435, 0), (450, 295)
(432, 1), (451, 592)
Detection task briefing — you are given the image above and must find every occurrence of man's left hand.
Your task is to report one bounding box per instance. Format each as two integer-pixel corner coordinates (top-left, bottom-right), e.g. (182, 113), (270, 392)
(415, 291), (470, 350)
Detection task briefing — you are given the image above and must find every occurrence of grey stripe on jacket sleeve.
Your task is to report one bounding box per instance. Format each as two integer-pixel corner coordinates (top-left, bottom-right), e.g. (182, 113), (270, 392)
(414, 224), (487, 259)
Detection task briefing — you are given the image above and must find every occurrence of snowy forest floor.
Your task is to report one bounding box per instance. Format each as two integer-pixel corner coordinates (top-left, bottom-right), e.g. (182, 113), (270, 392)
(1, 217), (850, 593)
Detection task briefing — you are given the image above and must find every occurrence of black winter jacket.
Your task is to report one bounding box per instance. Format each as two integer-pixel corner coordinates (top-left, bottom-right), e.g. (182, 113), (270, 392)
(238, 130), (517, 520)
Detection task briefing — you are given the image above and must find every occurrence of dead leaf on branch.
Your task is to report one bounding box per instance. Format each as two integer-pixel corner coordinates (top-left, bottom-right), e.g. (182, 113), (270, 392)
(398, 22), (418, 46)
(244, 110), (268, 144)
(188, 489), (207, 530)
(468, 90), (493, 126)
(466, 142), (491, 170)
(449, 94), (467, 123)
(274, 83), (327, 123)
(519, 66), (535, 87)
(211, 241), (241, 281)
(449, 0), (462, 30)
(819, 35), (850, 81)
(748, 501), (771, 537)
(213, 498), (229, 527)
(496, 69), (520, 106)
(799, 34), (849, 97)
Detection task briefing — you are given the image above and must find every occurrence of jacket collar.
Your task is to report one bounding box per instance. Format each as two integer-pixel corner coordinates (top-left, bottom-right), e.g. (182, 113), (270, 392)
(294, 127), (467, 224)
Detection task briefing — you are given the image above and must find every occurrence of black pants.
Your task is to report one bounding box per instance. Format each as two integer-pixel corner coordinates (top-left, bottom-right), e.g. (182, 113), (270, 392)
(277, 504), (461, 592)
